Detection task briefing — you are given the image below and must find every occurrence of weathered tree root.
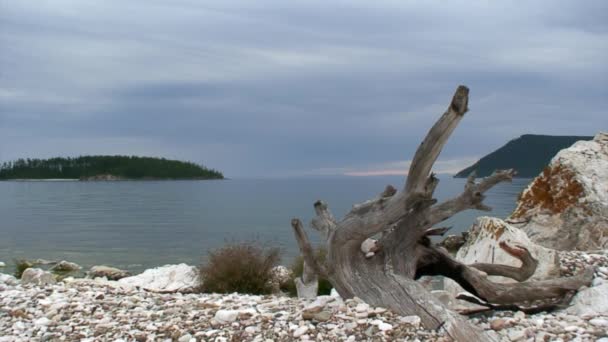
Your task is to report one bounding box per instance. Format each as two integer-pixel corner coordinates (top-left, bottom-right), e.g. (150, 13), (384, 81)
(290, 86), (592, 341)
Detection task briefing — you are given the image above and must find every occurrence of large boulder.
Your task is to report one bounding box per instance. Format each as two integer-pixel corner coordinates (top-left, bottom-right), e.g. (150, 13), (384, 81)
(21, 268), (57, 286)
(445, 217), (560, 297)
(118, 264), (200, 293)
(88, 266), (131, 280)
(509, 132), (608, 250)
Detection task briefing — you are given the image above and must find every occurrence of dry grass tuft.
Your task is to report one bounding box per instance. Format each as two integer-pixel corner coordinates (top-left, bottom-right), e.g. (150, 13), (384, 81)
(200, 242), (280, 295)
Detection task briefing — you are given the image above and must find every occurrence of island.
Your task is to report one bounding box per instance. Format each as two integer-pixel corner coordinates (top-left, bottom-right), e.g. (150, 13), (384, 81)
(454, 134), (592, 178)
(0, 156), (224, 180)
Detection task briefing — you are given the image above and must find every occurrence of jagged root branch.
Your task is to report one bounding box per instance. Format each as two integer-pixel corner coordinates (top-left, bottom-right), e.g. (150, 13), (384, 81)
(311, 201), (337, 239)
(291, 218), (328, 299)
(424, 226), (452, 237)
(469, 241), (538, 282)
(405, 86), (469, 195)
(456, 291), (578, 315)
(291, 218), (328, 278)
(428, 169), (516, 227)
(417, 245), (593, 310)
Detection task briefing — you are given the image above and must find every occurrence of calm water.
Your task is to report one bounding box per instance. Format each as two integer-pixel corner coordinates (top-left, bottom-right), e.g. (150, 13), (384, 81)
(0, 177), (529, 274)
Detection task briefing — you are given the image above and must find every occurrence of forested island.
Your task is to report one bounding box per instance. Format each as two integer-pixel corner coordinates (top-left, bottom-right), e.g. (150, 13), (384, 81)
(0, 156), (223, 180)
(454, 134), (592, 178)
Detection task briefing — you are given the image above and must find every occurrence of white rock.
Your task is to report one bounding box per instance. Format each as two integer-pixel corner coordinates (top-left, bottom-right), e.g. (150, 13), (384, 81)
(378, 322), (392, 331)
(34, 317), (51, 326)
(371, 320), (392, 331)
(566, 283), (608, 316)
(244, 326), (258, 334)
(589, 318), (608, 327)
(293, 326), (308, 338)
(13, 321), (25, 330)
(118, 264), (199, 292)
(0, 261), (5, 267)
(399, 315), (421, 326)
(592, 277), (606, 287)
(355, 303), (370, 313)
(508, 329), (526, 341)
(21, 268), (56, 286)
(178, 334), (194, 342)
(511, 132), (608, 250)
(445, 216), (561, 297)
(0, 273), (18, 286)
(361, 238), (378, 256)
(214, 310), (239, 323)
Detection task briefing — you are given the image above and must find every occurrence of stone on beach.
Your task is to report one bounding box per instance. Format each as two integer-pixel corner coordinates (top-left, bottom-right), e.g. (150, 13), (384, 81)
(20, 268), (56, 286)
(50, 260), (81, 273)
(0, 257), (607, 342)
(118, 263), (199, 292)
(566, 283), (608, 316)
(88, 265), (131, 280)
(213, 309), (240, 323)
(0, 273), (18, 286)
(268, 265), (292, 293)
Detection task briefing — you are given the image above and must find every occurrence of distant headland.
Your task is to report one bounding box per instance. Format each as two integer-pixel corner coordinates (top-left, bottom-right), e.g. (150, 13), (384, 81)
(0, 156), (224, 180)
(454, 134), (592, 178)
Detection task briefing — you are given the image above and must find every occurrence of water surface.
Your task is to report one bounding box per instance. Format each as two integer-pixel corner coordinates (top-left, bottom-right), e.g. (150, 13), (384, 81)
(0, 176), (530, 273)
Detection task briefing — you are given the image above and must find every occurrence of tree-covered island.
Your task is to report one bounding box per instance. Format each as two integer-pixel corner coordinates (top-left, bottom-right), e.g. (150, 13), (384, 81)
(0, 156), (224, 180)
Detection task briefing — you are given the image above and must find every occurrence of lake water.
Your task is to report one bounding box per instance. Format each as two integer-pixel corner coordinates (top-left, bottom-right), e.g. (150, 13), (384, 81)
(0, 176), (530, 274)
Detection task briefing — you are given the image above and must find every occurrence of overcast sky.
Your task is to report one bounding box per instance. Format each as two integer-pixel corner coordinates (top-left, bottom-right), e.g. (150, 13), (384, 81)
(1, 1), (606, 178)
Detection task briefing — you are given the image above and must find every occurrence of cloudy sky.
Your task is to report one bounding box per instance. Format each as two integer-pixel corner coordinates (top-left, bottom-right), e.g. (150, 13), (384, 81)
(1, 1), (606, 178)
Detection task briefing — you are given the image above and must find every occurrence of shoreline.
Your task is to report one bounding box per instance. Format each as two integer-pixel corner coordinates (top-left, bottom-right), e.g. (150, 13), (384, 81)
(1, 250), (607, 341)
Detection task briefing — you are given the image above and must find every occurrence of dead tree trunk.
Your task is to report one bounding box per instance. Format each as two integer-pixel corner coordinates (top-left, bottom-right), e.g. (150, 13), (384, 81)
(291, 86), (594, 341)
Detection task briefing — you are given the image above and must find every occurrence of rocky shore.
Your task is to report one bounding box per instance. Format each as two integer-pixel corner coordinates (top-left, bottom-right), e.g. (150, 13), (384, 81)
(1, 247), (607, 342)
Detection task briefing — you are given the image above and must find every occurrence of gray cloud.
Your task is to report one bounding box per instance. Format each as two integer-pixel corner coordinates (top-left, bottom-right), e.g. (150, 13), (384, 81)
(1, 0), (606, 177)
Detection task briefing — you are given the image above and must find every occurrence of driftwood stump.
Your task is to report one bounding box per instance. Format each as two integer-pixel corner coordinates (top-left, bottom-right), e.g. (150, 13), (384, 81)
(290, 86), (593, 341)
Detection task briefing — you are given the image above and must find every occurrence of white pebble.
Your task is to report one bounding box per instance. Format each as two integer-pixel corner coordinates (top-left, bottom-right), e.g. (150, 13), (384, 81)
(355, 303), (370, 313)
(400, 315), (421, 326)
(589, 318), (608, 327)
(34, 317), (51, 326)
(214, 310), (239, 323)
(293, 326), (308, 338)
(508, 329), (526, 341)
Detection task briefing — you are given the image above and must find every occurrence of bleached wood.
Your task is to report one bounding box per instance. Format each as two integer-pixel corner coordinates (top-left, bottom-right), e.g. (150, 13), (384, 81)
(289, 86), (589, 341)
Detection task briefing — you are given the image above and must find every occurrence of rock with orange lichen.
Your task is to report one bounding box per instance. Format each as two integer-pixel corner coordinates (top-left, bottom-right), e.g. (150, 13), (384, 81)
(509, 132), (608, 251)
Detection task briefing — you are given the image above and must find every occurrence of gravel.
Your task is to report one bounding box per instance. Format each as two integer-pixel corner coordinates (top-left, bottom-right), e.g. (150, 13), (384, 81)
(0, 250), (607, 341)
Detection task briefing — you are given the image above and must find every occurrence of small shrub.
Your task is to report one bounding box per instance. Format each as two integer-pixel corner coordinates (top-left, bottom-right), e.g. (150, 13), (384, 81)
(14, 259), (33, 279)
(283, 247), (333, 296)
(200, 242), (280, 295)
